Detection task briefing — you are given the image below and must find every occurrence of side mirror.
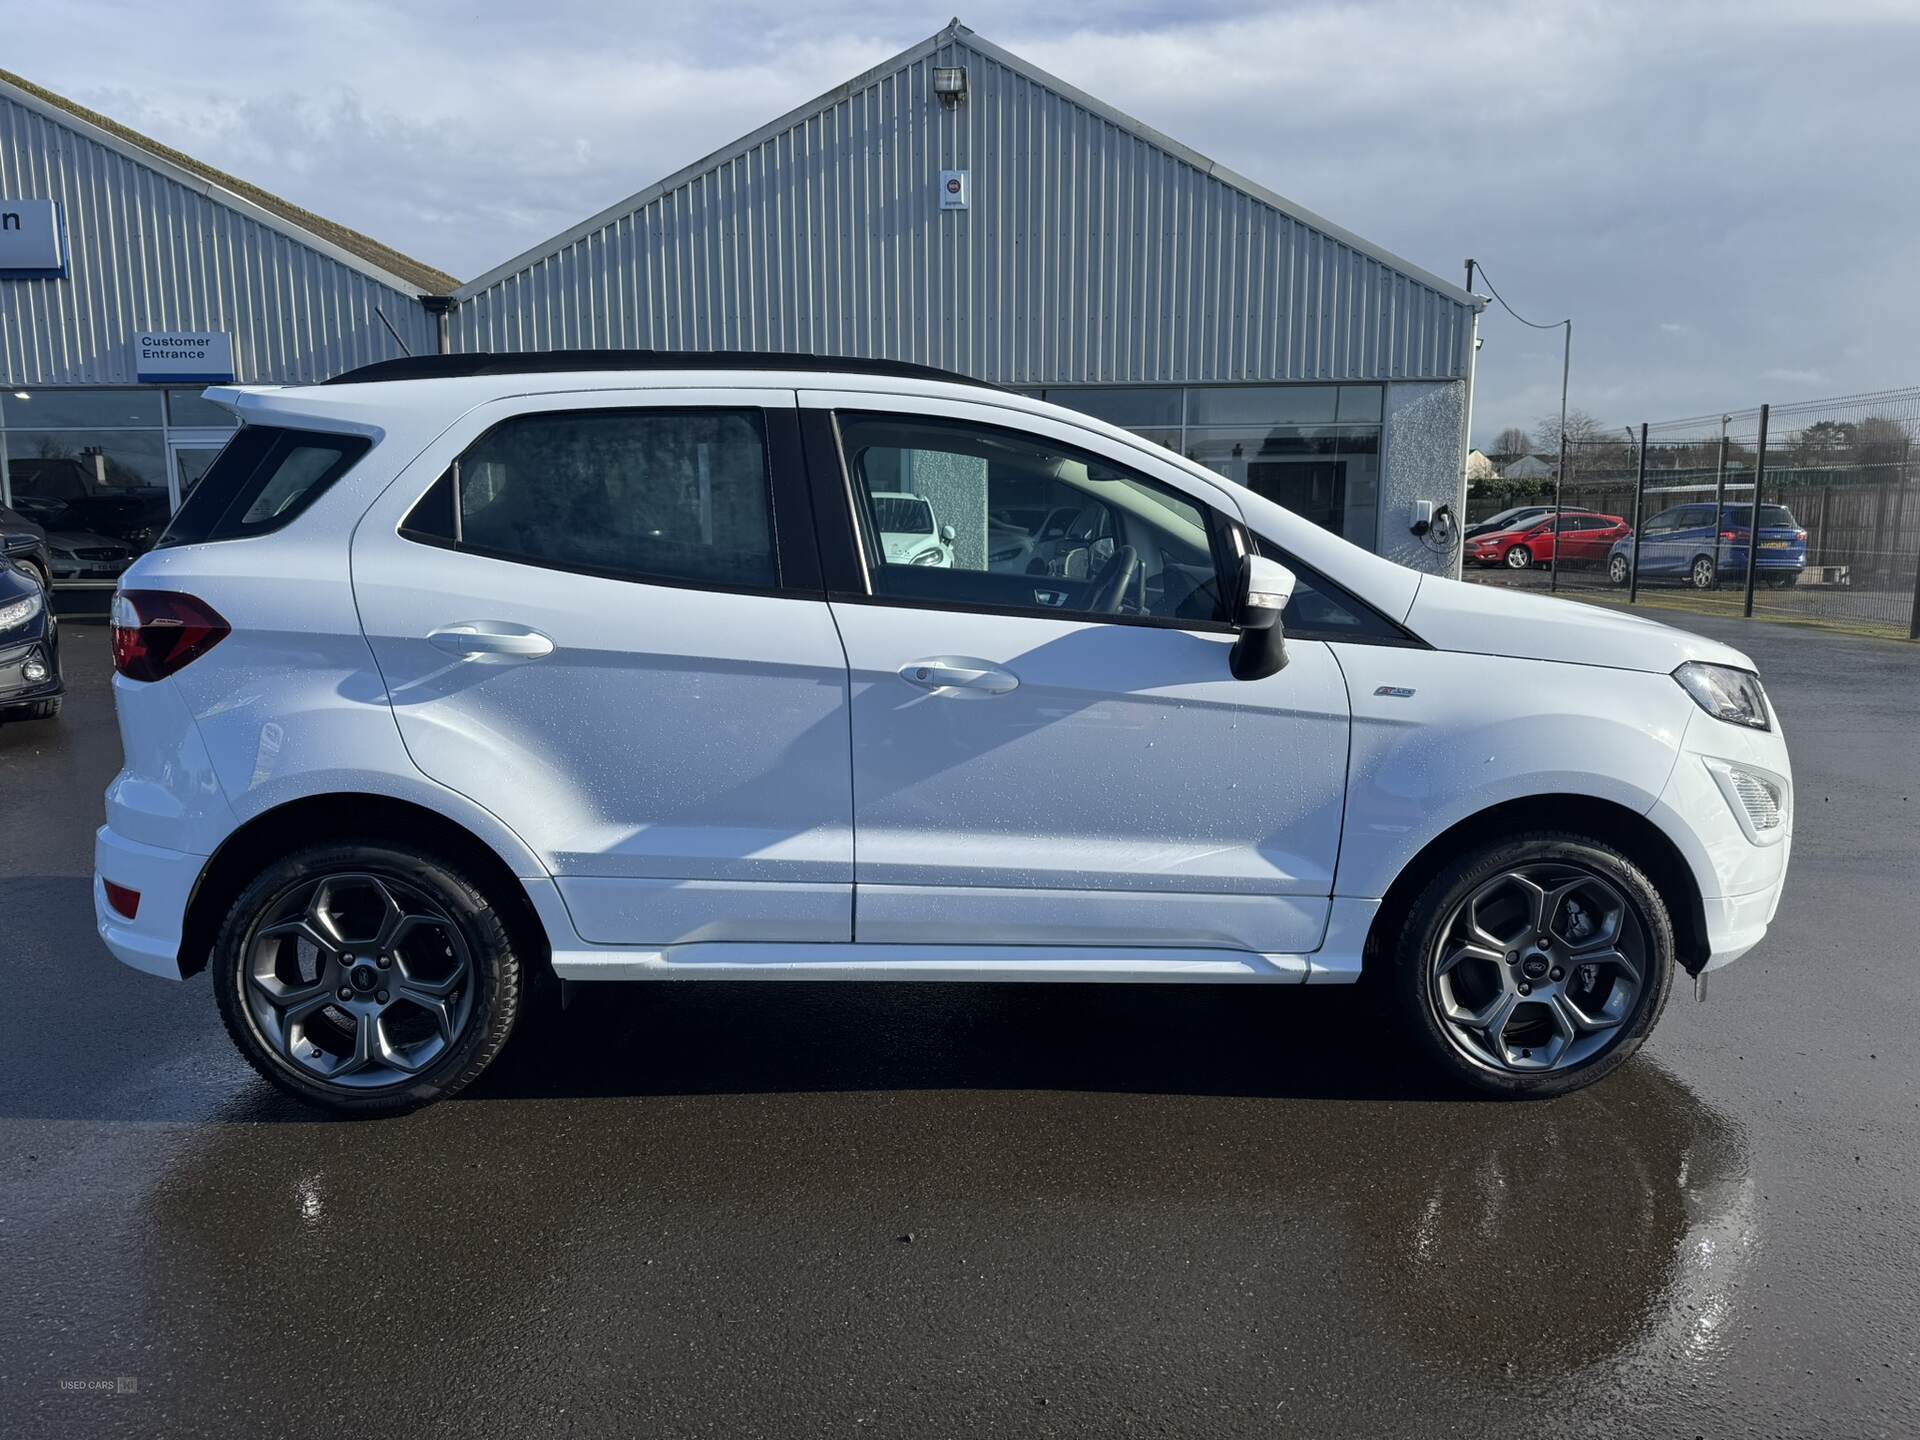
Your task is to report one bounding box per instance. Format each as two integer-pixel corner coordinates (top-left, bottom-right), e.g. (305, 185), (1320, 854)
(1229, 553), (1294, 681)
(940, 523), (956, 544)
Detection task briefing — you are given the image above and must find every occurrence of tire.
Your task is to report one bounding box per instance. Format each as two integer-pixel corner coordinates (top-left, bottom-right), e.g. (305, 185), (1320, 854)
(1607, 554), (1631, 587)
(1504, 545), (1532, 570)
(210, 841), (524, 1115)
(1385, 831), (1675, 1099)
(1690, 556), (1716, 590)
(1764, 572), (1798, 589)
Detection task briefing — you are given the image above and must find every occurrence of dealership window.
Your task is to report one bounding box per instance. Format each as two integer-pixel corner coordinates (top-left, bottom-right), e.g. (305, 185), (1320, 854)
(0, 387), (237, 593)
(1038, 384), (1385, 548)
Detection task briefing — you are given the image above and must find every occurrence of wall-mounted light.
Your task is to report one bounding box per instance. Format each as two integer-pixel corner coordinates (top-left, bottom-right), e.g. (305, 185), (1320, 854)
(932, 66), (968, 108)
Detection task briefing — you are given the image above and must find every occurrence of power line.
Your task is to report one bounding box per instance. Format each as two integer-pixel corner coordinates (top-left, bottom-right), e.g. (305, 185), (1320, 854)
(1467, 261), (1569, 332)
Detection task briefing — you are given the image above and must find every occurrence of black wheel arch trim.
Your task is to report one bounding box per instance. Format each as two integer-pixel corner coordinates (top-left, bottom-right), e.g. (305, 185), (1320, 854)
(179, 794), (551, 982)
(1362, 795), (1711, 978)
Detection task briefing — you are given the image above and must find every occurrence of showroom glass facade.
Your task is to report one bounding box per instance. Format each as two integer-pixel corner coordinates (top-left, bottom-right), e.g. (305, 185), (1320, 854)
(0, 387), (237, 591)
(1032, 384), (1385, 549)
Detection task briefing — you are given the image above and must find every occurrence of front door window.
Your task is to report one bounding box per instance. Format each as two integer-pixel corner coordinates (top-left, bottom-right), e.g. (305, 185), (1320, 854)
(836, 412), (1231, 627)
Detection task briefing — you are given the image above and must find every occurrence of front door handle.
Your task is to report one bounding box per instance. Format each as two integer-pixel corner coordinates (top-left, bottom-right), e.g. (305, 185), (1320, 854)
(429, 624), (555, 659)
(899, 658), (1019, 696)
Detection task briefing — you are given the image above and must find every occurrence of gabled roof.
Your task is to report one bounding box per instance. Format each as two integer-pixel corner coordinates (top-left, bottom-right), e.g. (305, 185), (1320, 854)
(458, 18), (1481, 309)
(0, 67), (458, 295)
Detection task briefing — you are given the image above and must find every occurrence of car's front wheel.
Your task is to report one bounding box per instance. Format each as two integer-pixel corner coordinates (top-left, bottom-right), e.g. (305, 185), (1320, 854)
(1387, 832), (1675, 1098)
(211, 842), (524, 1115)
(1607, 554), (1631, 587)
(1504, 545), (1532, 570)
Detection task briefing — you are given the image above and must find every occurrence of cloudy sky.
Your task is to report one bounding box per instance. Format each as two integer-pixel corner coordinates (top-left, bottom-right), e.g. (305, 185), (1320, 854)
(7, 0), (1914, 444)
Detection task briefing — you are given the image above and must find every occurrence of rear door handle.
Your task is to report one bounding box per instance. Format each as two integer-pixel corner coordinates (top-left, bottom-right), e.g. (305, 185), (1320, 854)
(899, 658), (1019, 696)
(429, 624), (555, 659)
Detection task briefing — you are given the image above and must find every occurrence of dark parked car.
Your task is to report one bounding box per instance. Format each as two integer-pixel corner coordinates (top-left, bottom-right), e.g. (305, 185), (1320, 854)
(0, 505), (53, 589)
(0, 559), (62, 726)
(1608, 503), (1808, 589)
(4, 456), (170, 553)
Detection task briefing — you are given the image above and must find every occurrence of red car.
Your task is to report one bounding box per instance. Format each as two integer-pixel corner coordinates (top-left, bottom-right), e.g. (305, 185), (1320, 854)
(1468, 511), (1631, 570)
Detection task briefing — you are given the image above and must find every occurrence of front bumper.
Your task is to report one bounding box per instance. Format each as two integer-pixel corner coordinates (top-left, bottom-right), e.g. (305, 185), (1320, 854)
(1648, 708), (1793, 972)
(0, 631), (62, 713)
(95, 825), (205, 980)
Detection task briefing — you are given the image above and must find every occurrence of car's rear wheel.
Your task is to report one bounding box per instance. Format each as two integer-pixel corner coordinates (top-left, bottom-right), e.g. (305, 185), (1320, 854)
(1690, 556), (1717, 589)
(1764, 572), (1798, 589)
(1388, 832), (1674, 1098)
(1607, 554), (1631, 587)
(1504, 545), (1532, 570)
(211, 842), (523, 1115)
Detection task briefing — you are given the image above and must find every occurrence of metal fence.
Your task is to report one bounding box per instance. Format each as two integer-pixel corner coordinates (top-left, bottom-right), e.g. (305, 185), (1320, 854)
(1465, 387), (1920, 639)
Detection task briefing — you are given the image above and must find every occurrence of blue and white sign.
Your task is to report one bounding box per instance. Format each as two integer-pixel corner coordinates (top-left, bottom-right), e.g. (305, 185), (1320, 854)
(0, 199), (67, 278)
(134, 330), (234, 384)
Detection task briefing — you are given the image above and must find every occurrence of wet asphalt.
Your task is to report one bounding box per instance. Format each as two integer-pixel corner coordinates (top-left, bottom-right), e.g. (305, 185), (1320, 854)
(2, 613), (1917, 1438)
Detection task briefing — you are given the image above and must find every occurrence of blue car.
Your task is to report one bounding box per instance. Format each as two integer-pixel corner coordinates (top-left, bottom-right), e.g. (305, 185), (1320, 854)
(1608, 502), (1807, 590)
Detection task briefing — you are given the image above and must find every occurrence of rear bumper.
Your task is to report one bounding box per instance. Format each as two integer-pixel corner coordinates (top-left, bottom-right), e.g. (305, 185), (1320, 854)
(94, 825), (204, 980)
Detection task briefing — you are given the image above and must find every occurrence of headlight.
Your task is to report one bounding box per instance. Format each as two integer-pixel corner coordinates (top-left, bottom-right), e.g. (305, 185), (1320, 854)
(1673, 661), (1770, 730)
(0, 590), (42, 631)
(910, 547), (944, 566)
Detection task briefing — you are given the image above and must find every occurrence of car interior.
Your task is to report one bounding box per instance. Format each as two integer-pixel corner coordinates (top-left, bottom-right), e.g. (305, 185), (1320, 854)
(837, 412), (1227, 623)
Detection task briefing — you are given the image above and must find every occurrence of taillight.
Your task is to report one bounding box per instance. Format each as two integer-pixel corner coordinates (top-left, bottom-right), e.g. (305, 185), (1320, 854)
(1719, 530), (1742, 542)
(111, 590), (230, 682)
(1795, 529), (1808, 542)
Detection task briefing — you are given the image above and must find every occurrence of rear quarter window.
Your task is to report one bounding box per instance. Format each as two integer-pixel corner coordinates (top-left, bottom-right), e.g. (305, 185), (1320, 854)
(158, 427), (371, 548)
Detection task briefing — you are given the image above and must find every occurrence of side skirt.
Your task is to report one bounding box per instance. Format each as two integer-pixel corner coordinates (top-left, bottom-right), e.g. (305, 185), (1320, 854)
(547, 899), (1380, 985)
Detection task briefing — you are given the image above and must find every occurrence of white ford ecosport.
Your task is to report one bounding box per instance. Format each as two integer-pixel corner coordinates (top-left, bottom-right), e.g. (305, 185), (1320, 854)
(95, 353), (1792, 1113)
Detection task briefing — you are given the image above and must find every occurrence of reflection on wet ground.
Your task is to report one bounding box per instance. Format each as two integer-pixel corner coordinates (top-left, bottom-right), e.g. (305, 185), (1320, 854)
(5, 615), (1918, 1437)
(14, 983), (1755, 1436)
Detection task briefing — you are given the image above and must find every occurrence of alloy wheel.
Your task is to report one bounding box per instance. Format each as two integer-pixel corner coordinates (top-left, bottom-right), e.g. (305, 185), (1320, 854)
(1608, 555), (1630, 586)
(1427, 863), (1648, 1075)
(1505, 546), (1531, 569)
(1691, 557), (1716, 589)
(240, 871), (476, 1089)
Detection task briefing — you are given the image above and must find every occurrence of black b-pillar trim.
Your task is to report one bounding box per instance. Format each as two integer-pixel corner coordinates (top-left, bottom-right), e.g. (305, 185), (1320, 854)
(796, 407), (870, 595)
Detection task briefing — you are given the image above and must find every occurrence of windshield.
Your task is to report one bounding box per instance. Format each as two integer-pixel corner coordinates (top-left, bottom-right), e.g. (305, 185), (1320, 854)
(871, 494), (935, 535)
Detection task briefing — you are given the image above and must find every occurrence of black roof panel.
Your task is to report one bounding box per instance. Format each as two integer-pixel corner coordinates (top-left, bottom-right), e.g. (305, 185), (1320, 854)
(324, 349), (1005, 391)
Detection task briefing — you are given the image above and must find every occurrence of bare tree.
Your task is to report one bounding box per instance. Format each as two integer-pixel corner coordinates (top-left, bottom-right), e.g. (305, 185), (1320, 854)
(1492, 426), (1533, 459)
(1533, 408), (1604, 458)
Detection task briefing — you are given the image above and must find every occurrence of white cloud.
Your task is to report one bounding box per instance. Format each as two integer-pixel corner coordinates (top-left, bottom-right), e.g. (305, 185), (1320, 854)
(3, 0), (1915, 433)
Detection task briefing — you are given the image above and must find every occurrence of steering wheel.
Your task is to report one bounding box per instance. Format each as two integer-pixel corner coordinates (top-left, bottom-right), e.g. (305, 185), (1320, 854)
(1083, 544), (1140, 614)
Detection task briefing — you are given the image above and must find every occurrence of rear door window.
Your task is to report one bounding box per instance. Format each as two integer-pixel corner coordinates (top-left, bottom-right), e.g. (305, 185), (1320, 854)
(402, 408), (778, 591)
(158, 427), (370, 547)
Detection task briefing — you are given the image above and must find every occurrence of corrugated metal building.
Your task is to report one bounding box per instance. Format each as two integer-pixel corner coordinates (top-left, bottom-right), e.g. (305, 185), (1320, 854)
(1, 19), (1481, 597)
(0, 67), (448, 595)
(452, 21), (1484, 573)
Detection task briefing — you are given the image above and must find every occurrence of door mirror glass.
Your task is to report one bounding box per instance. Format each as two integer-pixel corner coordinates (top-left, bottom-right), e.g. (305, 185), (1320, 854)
(1230, 553), (1294, 680)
